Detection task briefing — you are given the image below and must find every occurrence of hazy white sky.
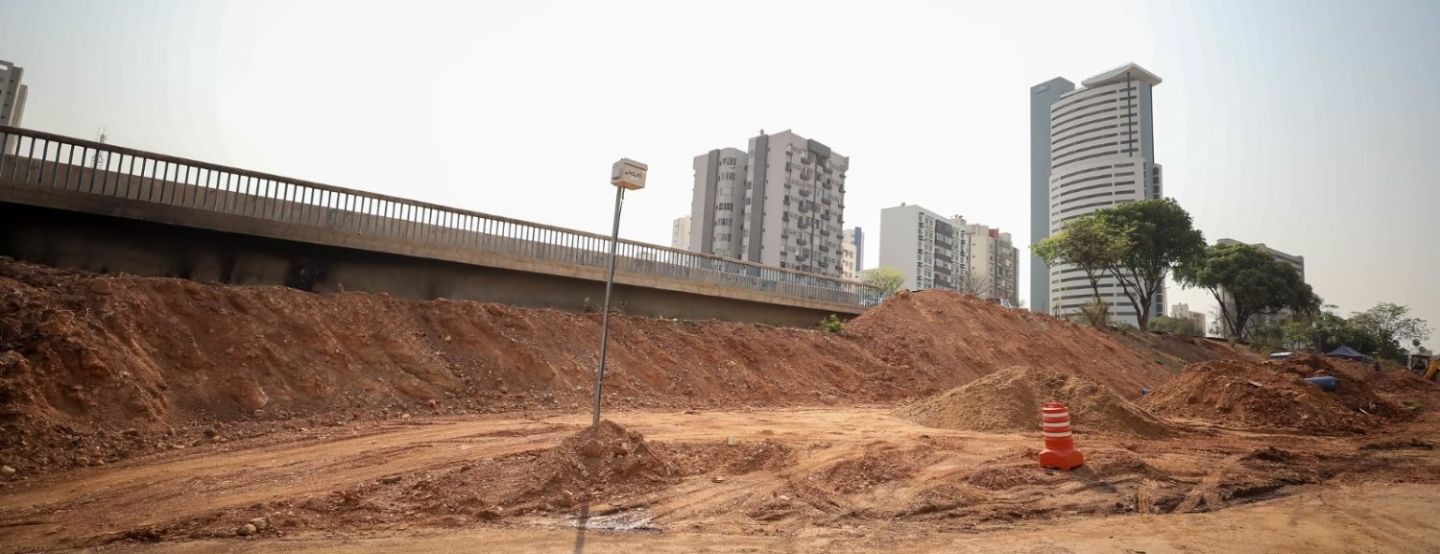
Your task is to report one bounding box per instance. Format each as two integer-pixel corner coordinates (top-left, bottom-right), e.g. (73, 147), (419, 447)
(2, 0), (1437, 349)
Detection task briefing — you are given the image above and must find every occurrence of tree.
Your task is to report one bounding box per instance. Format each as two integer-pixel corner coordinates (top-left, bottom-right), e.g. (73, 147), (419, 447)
(1092, 199), (1207, 332)
(1151, 315), (1202, 336)
(1030, 216), (1128, 327)
(861, 267), (905, 298)
(959, 269), (993, 299)
(1176, 242), (1318, 341)
(1350, 302), (1432, 360)
(1281, 304), (1381, 354)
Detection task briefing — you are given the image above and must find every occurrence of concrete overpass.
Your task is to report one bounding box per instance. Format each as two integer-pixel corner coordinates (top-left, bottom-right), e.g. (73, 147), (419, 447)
(0, 126), (879, 326)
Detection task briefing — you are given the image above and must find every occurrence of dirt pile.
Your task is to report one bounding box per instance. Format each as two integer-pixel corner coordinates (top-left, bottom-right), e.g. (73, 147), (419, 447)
(0, 258), (1207, 472)
(894, 366), (1175, 438)
(1142, 360), (1404, 434)
(517, 420), (676, 508)
(846, 290), (1173, 398)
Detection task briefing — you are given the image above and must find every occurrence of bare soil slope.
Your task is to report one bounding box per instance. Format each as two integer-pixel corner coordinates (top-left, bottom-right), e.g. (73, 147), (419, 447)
(846, 290), (1174, 397)
(894, 366), (1175, 437)
(3, 259), (1172, 469)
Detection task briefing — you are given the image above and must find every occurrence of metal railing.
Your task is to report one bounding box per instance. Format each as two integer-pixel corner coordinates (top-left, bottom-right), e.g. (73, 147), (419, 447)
(0, 126), (881, 307)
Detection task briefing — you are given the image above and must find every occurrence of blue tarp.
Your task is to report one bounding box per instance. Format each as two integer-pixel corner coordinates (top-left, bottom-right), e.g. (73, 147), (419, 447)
(1326, 345), (1369, 361)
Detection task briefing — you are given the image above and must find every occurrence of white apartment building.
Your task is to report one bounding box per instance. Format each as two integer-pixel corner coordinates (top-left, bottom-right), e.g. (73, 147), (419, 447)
(1, 60), (27, 154)
(966, 223), (1020, 306)
(879, 204), (969, 291)
(671, 215), (691, 250)
(689, 130), (849, 277)
(1044, 63), (1165, 326)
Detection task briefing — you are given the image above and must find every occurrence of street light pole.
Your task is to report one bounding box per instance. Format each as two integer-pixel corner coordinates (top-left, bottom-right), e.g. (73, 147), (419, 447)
(592, 158), (647, 428)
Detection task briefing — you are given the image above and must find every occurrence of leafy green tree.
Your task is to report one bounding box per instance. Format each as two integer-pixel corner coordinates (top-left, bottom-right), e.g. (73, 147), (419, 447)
(861, 267), (906, 298)
(1350, 302), (1432, 360)
(1094, 199), (1207, 332)
(1030, 216), (1128, 327)
(1176, 242), (1318, 341)
(1282, 305), (1380, 354)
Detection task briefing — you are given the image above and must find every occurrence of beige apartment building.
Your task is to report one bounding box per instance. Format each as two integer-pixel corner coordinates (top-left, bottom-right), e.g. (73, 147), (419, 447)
(966, 223), (1020, 306)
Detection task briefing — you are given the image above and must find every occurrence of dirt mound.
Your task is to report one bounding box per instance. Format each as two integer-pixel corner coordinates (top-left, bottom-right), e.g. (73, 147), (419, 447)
(655, 439), (797, 476)
(1109, 330), (1259, 373)
(0, 259), (1210, 473)
(518, 420), (676, 508)
(818, 447), (933, 494)
(1261, 357), (1408, 421)
(1142, 360), (1402, 434)
(847, 290), (1173, 398)
(894, 366), (1174, 438)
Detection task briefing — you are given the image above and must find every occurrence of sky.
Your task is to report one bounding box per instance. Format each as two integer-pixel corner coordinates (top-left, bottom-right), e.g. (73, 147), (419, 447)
(2, 0), (1437, 350)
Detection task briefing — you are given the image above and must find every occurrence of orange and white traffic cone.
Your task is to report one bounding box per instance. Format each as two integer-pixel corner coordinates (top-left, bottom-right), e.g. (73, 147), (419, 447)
(1039, 401), (1085, 470)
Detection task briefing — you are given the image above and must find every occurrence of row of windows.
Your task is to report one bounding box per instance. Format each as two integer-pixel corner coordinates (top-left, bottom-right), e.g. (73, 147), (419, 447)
(1051, 167), (1137, 193)
(1050, 83), (1137, 115)
(1050, 91), (1139, 133)
(1049, 89), (1122, 120)
(1053, 147), (1139, 170)
(1052, 194), (1133, 217)
(1053, 162), (1135, 183)
(1052, 123), (1122, 150)
(1053, 139), (1134, 164)
(1052, 179), (1128, 200)
(1053, 128), (1137, 158)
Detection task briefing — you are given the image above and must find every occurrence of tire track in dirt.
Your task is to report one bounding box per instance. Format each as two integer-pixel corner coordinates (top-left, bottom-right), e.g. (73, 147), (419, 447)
(1173, 454), (1244, 513)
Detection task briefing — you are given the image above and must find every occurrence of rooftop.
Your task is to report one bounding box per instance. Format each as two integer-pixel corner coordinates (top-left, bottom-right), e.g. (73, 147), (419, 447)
(1081, 63), (1162, 88)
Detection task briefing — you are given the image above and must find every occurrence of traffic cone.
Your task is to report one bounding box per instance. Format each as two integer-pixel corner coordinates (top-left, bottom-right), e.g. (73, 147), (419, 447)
(1039, 401), (1085, 470)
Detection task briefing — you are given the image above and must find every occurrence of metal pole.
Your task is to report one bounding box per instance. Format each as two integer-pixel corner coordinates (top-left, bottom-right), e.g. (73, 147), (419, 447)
(591, 185), (625, 427)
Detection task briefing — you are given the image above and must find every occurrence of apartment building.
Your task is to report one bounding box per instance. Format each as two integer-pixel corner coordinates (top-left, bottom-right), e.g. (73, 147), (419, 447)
(1, 60), (27, 154)
(1041, 63), (1166, 326)
(671, 215), (691, 250)
(879, 204), (969, 292)
(1170, 303), (1207, 336)
(966, 223), (1020, 306)
(842, 227), (864, 280)
(688, 130), (849, 277)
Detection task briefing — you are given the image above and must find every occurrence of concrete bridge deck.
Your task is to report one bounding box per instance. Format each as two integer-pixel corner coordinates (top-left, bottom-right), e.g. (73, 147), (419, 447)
(0, 126), (877, 326)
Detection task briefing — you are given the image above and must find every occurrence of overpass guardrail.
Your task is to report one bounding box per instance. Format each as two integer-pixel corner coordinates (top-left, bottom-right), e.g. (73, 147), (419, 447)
(0, 126), (881, 309)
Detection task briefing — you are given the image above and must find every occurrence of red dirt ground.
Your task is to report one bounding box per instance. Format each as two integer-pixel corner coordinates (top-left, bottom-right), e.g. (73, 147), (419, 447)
(1, 259), (1192, 474)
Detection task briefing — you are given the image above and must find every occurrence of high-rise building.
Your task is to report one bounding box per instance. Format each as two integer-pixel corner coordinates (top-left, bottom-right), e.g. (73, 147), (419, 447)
(689, 130), (849, 277)
(879, 204), (969, 292)
(1170, 303), (1207, 336)
(842, 227), (864, 280)
(1, 60), (27, 154)
(1030, 76), (1075, 315)
(689, 147), (748, 258)
(1215, 238), (1305, 338)
(966, 223), (1020, 306)
(1043, 63), (1165, 326)
(671, 215), (692, 250)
